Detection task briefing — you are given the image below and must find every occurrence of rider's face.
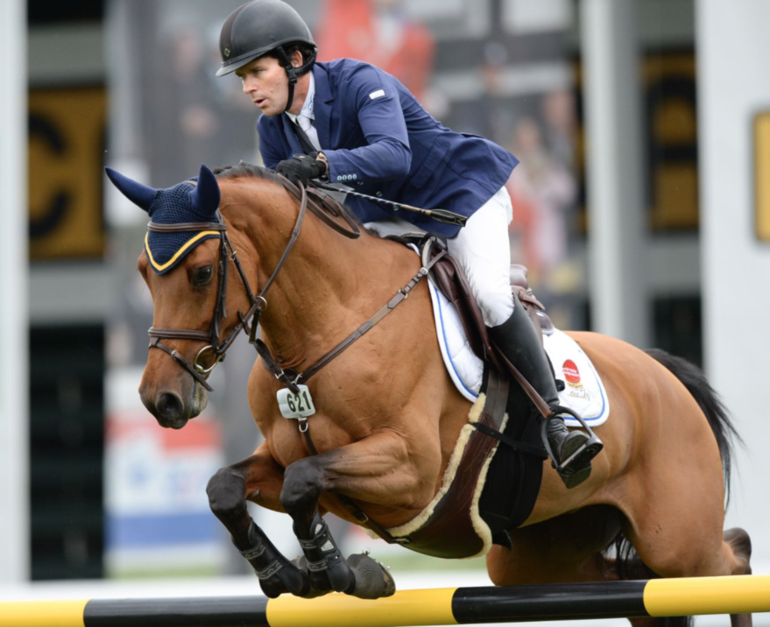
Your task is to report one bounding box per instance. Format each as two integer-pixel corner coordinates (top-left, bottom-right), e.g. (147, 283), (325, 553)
(236, 55), (290, 117)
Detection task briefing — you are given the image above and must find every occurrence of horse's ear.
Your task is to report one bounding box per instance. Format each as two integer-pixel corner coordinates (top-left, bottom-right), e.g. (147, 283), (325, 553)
(191, 164), (220, 218)
(105, 167), (157, 212)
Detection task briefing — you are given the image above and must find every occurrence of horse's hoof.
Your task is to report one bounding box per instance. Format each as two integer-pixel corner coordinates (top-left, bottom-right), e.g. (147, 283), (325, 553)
(346, 553), (396, 599)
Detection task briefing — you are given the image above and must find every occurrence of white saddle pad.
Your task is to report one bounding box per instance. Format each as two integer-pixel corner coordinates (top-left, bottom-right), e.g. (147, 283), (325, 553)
(427, 280), (610, 427)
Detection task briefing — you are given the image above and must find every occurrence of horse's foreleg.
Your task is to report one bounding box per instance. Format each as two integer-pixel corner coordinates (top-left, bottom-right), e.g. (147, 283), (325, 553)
(206, 442), (310, 598)
(280, 430), (413, 599)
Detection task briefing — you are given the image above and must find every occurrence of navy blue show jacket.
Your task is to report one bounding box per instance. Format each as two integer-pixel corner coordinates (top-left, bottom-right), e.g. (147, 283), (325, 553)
(257, 59), (518, 237)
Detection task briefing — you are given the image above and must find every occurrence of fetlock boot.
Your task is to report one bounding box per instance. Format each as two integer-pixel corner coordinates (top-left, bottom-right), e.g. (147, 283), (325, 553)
(488, 293), (603, 488)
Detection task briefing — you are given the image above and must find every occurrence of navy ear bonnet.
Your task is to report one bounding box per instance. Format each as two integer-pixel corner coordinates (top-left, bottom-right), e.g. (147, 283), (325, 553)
(105, 165), (222, 274)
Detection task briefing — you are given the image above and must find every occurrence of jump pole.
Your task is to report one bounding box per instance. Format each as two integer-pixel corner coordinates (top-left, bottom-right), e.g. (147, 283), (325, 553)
(2, 575), (769, 627)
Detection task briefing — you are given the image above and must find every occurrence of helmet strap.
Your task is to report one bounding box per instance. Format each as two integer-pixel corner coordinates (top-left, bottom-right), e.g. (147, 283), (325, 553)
(275, 45), (318, 113)
(275, 46), (299, 112)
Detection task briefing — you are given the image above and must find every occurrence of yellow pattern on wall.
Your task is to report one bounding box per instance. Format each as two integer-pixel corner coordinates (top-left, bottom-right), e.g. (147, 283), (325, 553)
(755, 111), (770, 242)
(28, 87), (106, 259)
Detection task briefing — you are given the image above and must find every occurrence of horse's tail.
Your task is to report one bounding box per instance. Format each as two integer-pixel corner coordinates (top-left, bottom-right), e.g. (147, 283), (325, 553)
(605, 348), (741, 627)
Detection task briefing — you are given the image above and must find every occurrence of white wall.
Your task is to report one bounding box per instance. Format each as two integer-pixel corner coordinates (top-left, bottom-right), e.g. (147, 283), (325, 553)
(0, 0), (29, 583)
(698, 0), (770, 568)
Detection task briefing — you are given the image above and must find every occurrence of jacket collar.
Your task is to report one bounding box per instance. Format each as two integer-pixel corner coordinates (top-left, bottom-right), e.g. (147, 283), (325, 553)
(313, 63), (335, 104)
(312, 64), (333, 149)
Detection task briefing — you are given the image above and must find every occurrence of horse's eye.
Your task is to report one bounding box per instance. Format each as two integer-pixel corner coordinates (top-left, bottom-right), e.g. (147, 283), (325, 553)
(192, 266), (214, 287)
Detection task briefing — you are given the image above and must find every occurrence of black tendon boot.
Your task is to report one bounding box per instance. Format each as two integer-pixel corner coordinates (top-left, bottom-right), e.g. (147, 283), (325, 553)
(488, 294), (603, 488)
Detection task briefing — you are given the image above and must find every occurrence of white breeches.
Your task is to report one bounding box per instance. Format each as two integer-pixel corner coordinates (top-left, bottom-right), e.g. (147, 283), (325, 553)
(445, 186), (514, 327)
(363, 185), (515, 328)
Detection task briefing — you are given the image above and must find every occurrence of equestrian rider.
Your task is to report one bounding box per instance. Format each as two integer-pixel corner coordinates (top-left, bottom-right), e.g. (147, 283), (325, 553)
(216, 0), (602, 487)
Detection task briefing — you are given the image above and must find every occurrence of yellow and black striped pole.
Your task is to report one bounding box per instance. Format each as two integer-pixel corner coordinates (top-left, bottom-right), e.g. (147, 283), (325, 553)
(2, 575), (770, 627)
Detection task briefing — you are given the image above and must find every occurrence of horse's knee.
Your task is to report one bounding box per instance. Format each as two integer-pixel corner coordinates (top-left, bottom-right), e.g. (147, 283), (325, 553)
(207, 468), (247, 521)
(280, 458), (323, 514)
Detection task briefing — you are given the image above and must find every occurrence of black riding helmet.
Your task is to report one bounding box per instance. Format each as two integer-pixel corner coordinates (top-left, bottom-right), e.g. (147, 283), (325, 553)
(217, 0), (317, 112)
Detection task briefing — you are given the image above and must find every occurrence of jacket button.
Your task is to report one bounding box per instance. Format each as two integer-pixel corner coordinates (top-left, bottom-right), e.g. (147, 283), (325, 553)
(376, 191), (383, 197)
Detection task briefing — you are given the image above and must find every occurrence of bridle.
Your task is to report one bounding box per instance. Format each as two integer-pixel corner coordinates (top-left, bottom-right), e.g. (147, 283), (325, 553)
(147, 218), (259, 393)
(147, 181), (360, 392)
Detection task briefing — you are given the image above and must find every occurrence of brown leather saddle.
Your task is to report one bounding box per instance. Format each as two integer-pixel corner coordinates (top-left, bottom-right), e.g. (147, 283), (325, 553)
(432, 255), (554, 363)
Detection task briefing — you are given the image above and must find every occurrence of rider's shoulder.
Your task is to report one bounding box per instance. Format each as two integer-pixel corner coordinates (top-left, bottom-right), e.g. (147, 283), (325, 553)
(319, 58), (389, 83)
(320, 58), (395, 102)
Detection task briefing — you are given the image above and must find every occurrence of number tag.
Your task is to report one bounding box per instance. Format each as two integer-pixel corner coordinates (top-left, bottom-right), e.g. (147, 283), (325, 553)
(277, 385), (317, 419)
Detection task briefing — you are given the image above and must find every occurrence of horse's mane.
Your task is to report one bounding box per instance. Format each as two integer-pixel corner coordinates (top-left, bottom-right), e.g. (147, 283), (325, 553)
(213, 162), (285, 185)
(213, 162), (368, 235)
(213, 162), (355, 222)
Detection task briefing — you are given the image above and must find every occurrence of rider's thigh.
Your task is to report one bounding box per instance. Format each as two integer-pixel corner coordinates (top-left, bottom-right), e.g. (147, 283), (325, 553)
(447, 187), (514, 326)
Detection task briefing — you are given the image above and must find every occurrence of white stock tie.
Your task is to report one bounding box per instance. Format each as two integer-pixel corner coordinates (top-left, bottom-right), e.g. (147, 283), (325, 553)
(298, 114), (321, 152)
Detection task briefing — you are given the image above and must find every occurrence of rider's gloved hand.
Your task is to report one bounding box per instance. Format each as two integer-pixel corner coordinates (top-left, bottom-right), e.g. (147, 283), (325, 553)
(276, 152), (328, 187)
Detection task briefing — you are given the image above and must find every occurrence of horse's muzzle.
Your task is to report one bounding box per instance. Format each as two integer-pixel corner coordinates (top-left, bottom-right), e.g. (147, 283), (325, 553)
(155, 391), (188, 429)
(140, 384), (208, 429)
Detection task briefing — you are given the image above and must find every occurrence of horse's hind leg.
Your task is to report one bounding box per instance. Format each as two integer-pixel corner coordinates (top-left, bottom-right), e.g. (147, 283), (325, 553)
(206, 444), (311, 598)
(620, 470), (753, 626)
(486, 505), (624, 586)
(485, 506), (700, 627)
(723, 527), (752, 575)
(724, 528), (753, 627)
(627, 529), (753, 627)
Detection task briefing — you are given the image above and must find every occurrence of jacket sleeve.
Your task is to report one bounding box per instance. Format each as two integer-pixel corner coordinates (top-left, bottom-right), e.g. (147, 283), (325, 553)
(257, 116), (285, 170)
(323, 65), (412, 184)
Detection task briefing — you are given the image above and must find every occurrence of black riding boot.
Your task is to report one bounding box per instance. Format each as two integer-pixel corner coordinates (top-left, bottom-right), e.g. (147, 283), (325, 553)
(488, 294), (603, 488)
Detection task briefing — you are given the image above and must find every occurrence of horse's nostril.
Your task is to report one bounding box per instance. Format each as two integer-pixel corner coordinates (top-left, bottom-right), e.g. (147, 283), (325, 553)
(156, 391), (184, 422)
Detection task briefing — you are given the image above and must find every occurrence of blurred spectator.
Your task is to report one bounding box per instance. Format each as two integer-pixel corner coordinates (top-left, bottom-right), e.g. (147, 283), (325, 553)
(542, 89), (577, 170)
(150, 24), (260, 184)
(316, 0), (435, 101)
(507, 116), (577, 289)
(450, 40), (517, 147)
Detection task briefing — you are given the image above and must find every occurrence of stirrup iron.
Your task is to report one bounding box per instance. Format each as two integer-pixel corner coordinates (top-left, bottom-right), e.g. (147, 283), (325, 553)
(541, 404), (603, 487)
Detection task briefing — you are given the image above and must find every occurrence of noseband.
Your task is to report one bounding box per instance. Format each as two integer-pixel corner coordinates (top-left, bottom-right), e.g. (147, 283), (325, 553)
(147, 181), (360, 392)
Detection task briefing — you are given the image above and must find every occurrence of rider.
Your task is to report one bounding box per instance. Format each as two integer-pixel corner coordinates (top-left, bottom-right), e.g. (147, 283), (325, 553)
(215, 0), (602, 487)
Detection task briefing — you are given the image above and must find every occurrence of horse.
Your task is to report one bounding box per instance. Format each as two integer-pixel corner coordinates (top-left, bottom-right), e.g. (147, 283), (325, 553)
(107, 163), (753, 626)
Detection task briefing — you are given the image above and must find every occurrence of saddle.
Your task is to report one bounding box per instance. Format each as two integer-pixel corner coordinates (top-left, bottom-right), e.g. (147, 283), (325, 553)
(387, 233), (553, 359)
(432, 256), (554, 361)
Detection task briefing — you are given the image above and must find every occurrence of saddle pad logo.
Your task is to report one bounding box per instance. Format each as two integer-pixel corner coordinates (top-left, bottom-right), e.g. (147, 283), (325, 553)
(563, 359), (590, 401)
(562, 360), (581, 385)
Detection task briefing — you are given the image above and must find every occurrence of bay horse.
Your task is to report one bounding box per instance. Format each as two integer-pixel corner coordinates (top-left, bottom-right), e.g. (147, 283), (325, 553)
(107, 163), (753, 626)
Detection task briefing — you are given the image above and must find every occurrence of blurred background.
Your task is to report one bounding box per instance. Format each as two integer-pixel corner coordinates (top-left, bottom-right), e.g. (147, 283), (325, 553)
(1, 0), (769, 620)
